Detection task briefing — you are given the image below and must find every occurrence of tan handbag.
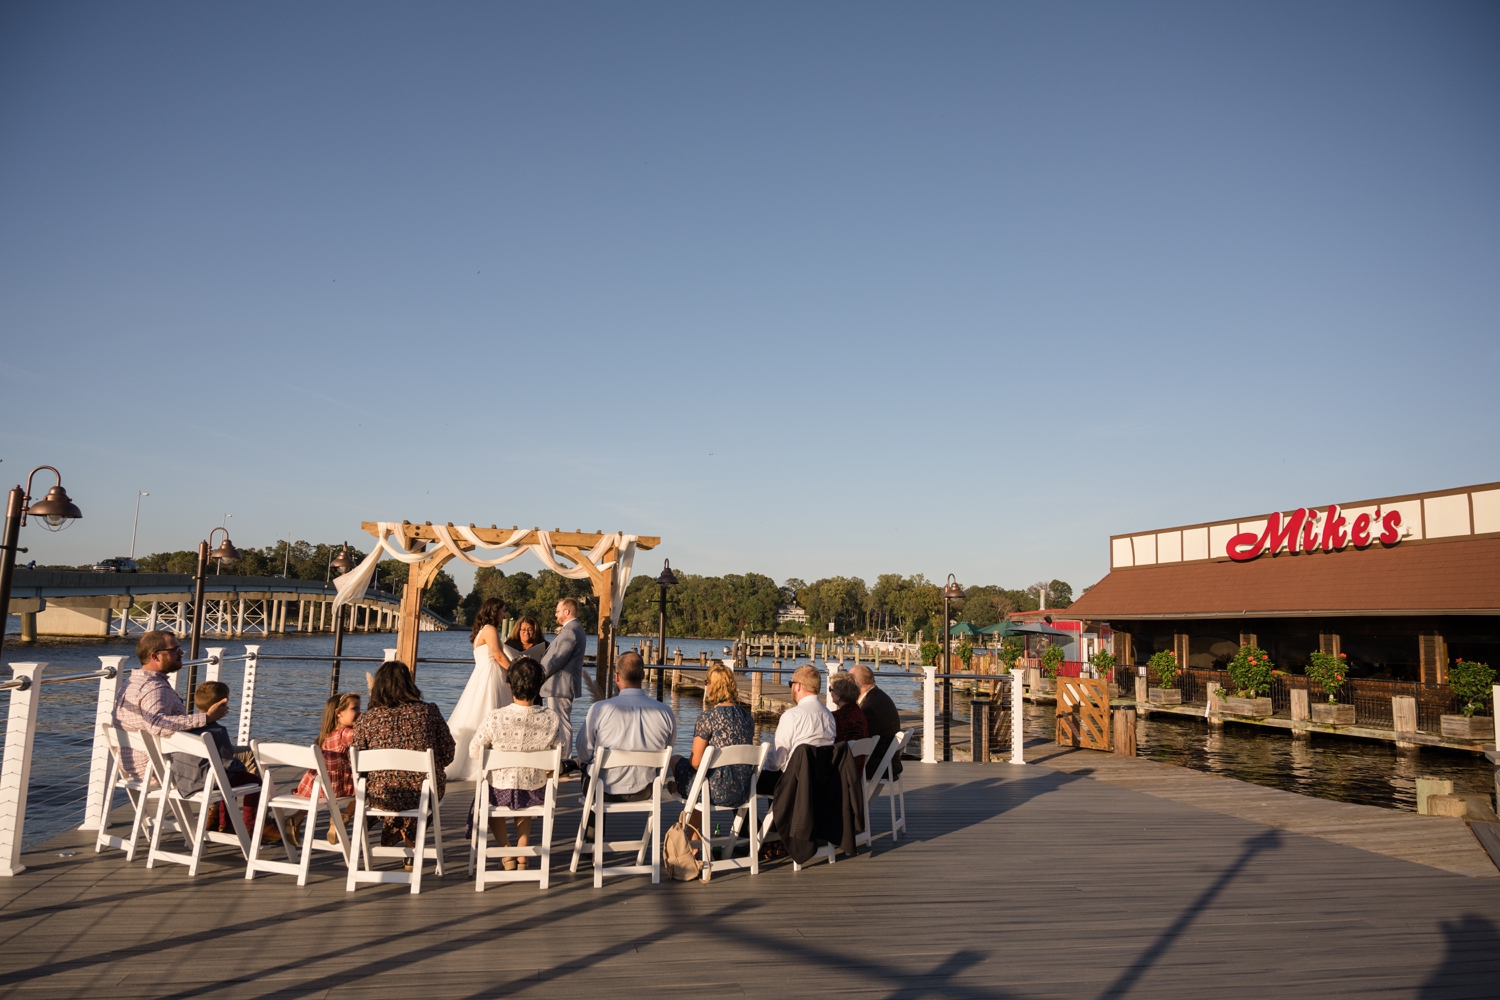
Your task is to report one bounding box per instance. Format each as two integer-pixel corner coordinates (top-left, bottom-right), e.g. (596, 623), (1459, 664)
(663, 814), (702, 881)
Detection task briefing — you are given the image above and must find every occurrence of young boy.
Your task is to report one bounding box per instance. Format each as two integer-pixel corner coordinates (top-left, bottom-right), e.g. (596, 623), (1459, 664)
(168, 682), (275, 841)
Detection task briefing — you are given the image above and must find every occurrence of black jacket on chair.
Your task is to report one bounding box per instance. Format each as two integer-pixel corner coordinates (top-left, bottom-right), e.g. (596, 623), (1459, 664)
(770, 743), (866, 865)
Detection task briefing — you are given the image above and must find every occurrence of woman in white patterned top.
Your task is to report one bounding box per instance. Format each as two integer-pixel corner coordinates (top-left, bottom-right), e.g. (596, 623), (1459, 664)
(468, 657), (561, 869)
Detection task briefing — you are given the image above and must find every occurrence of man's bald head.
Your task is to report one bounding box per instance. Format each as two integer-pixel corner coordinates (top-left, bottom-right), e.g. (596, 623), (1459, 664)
(850, 664), (875, 690)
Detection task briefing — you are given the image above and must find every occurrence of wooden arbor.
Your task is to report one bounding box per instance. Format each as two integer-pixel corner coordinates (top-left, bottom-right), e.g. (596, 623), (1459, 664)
(361, 522), (660, 679)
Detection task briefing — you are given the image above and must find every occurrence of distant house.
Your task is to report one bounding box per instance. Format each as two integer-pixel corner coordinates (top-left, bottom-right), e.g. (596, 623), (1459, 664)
(776, 603), (809, 625)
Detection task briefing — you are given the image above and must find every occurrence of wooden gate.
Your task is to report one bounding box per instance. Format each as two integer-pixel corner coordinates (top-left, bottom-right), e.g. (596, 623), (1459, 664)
(1056, 677), (1110, 751)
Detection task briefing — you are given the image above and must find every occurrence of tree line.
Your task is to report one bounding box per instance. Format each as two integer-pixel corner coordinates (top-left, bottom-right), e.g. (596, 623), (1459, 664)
(134, 541), (1074, 638)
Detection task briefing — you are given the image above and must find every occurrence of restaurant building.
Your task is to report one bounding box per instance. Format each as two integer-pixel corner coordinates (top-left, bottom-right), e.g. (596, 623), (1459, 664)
(1066, 482), (1500, 682)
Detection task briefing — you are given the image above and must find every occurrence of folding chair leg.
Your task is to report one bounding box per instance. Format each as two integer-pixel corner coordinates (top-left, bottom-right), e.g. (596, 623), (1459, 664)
(245, 791), (271, 880)
(431, 794), (445, 878)
(411, 789), (428, 894)
(569, 791), (592, 874)
(345, 798), (366, 892)
(593, 802), (605, 889)
(539, 805), (553, 890)
(475, 804), (488, 891)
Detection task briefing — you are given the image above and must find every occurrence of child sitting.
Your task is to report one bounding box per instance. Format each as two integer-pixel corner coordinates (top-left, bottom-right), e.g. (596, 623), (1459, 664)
(168, 681), (270, 840)
(295, 692), (360, 843)
(467, 658), (560, 870)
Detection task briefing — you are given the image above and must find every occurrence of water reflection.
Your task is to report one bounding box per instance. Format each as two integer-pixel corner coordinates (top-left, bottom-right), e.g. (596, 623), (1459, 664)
(1136, 712), (1493, 812)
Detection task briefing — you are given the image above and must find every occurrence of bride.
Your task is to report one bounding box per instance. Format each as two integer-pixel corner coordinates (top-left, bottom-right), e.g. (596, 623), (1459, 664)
(446, 597), (515, 782)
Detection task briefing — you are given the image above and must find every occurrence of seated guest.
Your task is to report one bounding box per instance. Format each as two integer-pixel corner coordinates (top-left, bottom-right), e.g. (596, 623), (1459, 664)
(756, 664), (836, 797)
(168, 680), (267, 839)
(505, 615), (549, 657)
(576, 651), (675, 805)
(468, 657), (561, 870)
(296, 692), (360, 843)
(829, 674), (869, 772)
(669, 664), (754, 834)
(849, 664), (903, 781)
(351, 662), (456, 850)
(113, 630), (229, 781)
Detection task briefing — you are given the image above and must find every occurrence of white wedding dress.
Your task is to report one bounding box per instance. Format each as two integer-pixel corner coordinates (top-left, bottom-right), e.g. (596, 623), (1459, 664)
(446, 640), (515, 782)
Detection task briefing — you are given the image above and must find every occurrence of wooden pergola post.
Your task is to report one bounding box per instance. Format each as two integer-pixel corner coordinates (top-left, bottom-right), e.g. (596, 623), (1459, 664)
(361, 522), (658, 676)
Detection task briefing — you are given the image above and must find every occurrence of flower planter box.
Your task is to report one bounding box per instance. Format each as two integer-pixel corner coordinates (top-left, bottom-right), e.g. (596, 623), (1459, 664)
(1440, 715), (1494, 741)
(1033, 677), (1055, 694)
(1224, 696), (1273, 717)
(1310, 703), (1356, 726)
(1148, 688), (1182, 705)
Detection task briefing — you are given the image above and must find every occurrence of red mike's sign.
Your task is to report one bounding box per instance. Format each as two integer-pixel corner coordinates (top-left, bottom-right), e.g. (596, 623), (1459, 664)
(1228, 505), (1404, 562)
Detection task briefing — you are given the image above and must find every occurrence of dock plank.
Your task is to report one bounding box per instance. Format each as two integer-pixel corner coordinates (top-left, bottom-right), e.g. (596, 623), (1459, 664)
(1, 763), (1498, 998)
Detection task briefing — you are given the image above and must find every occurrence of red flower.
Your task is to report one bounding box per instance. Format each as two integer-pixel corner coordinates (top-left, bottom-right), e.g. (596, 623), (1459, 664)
(1339, 653), (1347, 658)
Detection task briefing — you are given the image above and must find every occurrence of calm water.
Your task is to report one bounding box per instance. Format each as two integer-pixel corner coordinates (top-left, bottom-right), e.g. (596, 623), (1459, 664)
(3, 631), (1492, 849)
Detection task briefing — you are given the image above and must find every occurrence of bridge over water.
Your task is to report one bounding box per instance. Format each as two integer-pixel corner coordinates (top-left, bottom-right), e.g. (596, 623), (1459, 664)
(4, 570), (449, 639)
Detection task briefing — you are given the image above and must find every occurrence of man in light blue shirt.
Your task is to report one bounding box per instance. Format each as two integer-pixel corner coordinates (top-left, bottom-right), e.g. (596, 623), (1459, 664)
(576, 651), (676, 799)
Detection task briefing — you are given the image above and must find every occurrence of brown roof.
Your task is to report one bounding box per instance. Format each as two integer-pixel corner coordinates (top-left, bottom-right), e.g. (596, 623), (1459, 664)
(1066, 536), (1500, 620)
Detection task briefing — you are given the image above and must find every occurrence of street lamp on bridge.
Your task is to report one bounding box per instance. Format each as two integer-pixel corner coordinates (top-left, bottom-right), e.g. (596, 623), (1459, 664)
(0, 467), (83, 666)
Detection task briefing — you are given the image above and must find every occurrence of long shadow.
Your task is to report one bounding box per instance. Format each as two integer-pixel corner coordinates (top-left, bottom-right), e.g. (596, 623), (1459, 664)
(1095, 827), (1283, 999)
(1417, 913), (1500, 999)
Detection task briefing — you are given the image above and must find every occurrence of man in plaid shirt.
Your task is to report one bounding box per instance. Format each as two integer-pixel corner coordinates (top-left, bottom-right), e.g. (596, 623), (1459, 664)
(113, 631), (229, 780)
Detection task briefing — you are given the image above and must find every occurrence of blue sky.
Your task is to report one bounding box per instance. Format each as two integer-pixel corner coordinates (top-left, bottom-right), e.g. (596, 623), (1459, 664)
(1, 2), (1496, 596)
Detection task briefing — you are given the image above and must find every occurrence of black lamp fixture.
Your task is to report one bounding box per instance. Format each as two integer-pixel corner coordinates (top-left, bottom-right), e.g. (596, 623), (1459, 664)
(940, 573), (966, 762)
(654, 559), (678, 700)
(0, 466), (83, 665)
(188, 526), (239, 689)
(331, 543), (355, 575)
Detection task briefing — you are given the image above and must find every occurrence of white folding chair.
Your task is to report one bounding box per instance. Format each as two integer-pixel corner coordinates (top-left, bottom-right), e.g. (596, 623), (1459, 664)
(678, 742), (769, 881)
(469, 746), (562, 891)
(147, 731), (257, 876)
(569, 747), (671, 887)
(94, 723), (178, 861)
(869, 730), (911, 841)
(844, 736), (879, 851)
(345, 747), (445, 894)
(244, 741), (352, 886)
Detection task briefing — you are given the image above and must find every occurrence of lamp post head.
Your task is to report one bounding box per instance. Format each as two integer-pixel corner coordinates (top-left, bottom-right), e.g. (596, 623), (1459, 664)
(210, 538), (240, 563)
(942, 574), (965, 602)
(656, 559), (678, 589)
(27, 483), (82, 529)
(331, 544), (355, 575)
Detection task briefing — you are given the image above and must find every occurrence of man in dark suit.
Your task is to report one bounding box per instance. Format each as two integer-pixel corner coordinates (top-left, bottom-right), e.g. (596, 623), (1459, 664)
(849, 664), (903, 781)
(538, 597), (586, 760)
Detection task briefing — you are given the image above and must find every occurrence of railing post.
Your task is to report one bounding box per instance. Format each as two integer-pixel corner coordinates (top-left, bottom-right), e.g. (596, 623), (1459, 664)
(0, 663), (46, 875)
(205, 647), (224, 684)
(922, 666), (937, 763)
(237, 645), (259, 746)
(1010, 670), (1026, 765)
(80, 657), (124, 831)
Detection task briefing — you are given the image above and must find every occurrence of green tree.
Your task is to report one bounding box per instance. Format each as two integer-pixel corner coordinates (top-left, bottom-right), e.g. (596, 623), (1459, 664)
(798, 576), (868, 635)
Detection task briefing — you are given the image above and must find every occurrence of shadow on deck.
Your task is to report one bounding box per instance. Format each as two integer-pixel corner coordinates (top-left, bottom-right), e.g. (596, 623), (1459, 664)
(2, 763), (1499, 999)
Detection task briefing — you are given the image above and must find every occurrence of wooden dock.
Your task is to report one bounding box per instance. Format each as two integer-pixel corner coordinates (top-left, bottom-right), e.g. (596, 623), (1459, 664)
(3, 754), (1500, 997)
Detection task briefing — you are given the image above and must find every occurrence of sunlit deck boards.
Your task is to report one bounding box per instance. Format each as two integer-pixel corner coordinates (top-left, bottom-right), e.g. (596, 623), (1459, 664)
(2, 761), (1499, 998)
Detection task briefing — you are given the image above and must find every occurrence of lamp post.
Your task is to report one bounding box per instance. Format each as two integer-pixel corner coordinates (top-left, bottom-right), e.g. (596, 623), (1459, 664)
(328, 543), (355, 694)
(0, 467), (83, 666)
(654, 559), (678, 701)
(128, 491), (148, 560)
(188, 528), (240, 691)
(941, 574), (965, 762)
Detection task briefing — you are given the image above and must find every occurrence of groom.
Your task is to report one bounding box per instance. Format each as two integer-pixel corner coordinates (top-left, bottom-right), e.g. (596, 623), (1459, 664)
(538, 597), (586, 762)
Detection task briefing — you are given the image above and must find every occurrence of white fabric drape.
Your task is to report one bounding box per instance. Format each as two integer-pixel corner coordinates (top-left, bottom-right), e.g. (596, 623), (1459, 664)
(331, 521), (639, 627)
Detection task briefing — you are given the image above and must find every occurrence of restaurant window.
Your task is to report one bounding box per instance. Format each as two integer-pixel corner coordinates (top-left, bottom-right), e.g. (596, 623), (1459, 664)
(1260, 632), (1320, 673)
(1339, 634), (1421, 681)
(1189, 634), (1239, 670)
